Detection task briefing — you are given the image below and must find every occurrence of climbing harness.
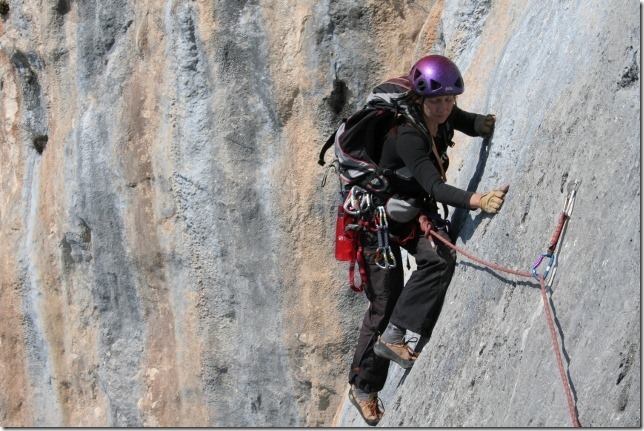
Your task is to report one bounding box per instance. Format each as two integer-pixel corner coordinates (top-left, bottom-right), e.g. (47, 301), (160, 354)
(532, 179), (581, 281)
(418, 180), (582, 428)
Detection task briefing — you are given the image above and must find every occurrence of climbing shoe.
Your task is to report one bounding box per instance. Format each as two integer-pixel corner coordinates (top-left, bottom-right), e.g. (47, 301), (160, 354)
(348, 386), (384, 426)
(373, 336), (418, 369)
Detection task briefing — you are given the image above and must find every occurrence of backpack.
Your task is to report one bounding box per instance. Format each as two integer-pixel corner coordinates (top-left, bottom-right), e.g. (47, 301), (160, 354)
(318, 76), (428, 200)
(319, 76), (428, 292)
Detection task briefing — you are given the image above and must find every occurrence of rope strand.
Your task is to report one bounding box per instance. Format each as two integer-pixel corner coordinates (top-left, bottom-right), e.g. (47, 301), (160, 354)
(537, 274), (581, 427)
(425, 226), (580, 427)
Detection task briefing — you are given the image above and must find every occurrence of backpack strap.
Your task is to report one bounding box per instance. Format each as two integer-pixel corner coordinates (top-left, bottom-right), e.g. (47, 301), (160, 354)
(318, 119), (348, 166)
(429, 135), (447, 181)
(318, 131), (335, 166)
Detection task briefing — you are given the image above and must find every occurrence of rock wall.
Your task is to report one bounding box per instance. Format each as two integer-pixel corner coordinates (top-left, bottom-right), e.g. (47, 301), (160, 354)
(0, 0), (639, 427)
(337, 0), (641, 427)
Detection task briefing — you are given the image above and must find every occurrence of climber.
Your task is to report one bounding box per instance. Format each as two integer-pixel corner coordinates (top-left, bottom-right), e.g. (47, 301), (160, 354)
(347, 54), (509, 426)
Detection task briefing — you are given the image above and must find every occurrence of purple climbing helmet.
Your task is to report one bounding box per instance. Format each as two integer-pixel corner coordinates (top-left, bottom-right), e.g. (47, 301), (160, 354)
(408, 55), (464, 97)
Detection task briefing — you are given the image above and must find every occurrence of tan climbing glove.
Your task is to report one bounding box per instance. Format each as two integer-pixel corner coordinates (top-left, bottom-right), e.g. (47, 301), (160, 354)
(480, 185), (509, 214)
(474, 114), (496, 138)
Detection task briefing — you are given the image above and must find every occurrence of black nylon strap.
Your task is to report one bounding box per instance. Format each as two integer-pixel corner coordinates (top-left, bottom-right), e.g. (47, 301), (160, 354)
(318, 131), (336, 166)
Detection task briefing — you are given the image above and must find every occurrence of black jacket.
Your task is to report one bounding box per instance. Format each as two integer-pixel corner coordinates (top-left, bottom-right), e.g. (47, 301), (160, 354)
(379, 105), (480, 209)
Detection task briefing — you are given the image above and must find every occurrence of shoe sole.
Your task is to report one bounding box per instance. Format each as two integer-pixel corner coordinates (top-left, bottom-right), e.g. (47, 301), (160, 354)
(348, 389), (380, 426)
(373, 340), (416, 369)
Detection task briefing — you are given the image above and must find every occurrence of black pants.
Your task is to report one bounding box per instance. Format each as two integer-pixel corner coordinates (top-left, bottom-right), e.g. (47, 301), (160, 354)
(348, 227), (456, 394)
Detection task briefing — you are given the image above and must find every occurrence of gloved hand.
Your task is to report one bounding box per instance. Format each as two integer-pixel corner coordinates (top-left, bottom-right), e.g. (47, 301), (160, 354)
(480, 185), (509, 214)
(474, 114), (496, 138)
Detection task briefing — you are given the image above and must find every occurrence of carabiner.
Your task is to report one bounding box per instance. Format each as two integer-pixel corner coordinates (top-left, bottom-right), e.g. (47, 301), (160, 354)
(344, 186), (373, 216)
(375, 246), (396, 270)
(375, 247), (387, 269)
(385, 246), (397, 269)
(532, 252), (556, 281)
(359, 193), (373, 213)
(343, 191), (358, 215)
(564, 179), (581, 217)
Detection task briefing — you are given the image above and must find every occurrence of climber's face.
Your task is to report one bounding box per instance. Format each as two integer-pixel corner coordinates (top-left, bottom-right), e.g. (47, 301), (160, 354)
(423, 95), (456, 125)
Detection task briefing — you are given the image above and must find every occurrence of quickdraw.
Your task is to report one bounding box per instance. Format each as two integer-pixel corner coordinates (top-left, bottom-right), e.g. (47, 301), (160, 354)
(420, 180), (583, 427)
(374, 206), (396, 270)
(532, 179), (581, 281)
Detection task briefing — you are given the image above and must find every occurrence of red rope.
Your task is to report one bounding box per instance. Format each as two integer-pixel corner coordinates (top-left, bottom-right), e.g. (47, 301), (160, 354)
(427, 227), (533, 278)
(421, 219), (580, 427)
(537, 273), (581, 427)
